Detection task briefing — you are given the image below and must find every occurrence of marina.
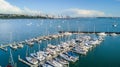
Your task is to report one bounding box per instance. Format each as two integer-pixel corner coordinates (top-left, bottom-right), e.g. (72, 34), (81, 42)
(0, 18), (120, 67)
(1, 0), (120, 67)
(16, 32), (105, 67)
(18, 38), (75, 67)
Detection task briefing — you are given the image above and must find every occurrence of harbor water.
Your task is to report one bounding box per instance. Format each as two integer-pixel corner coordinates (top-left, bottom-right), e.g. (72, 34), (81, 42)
(0, 18), (120, 67)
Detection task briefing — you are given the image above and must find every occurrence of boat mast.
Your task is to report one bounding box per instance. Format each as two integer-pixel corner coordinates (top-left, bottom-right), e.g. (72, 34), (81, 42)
(10, 32), (14, 65)
(93, 23), (96, 38)
(9, 32), (12, 43)
(57, 25), (61, 44)
(9, 49), (15, 67)
(26, 46), (28, 57)
(67, 21), (71, 41)
(44, 23), (48, 51)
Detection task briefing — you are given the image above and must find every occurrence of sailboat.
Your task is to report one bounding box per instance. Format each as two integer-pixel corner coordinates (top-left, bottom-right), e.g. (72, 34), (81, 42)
(6, 32), (16, 67)
(25, 46), (38, 65)
(26, 56), (38, 65)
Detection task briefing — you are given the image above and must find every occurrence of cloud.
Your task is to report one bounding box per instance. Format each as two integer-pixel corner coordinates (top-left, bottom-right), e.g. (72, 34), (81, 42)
(0, 0), (106, 17)
(21, 7), (42, 16)
(0, 0), (22, 14)
(0, 0), (42, 15)
(62, 8), (105, 17)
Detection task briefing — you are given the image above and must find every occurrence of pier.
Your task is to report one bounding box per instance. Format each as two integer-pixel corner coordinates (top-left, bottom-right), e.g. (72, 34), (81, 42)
(0, 33), (72, 51)
(0, 44), (9, 51)
(0, 44), (9, 48)
(18, 55), (38, 67)
(0, 47), (7, 51)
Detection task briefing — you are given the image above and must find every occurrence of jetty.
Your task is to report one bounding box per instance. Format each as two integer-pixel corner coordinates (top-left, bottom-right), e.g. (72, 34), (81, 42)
(0, 44), (9, 48)
(0, 47), (7, 51)
(0, 32), (72, 51)
(18, 55), (38, 67)
(0, 44), (9, 51)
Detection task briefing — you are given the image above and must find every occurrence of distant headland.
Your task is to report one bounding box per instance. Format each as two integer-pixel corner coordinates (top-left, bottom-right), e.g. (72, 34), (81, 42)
(0, 14), (71, 19)
(0, 14), (120, 19)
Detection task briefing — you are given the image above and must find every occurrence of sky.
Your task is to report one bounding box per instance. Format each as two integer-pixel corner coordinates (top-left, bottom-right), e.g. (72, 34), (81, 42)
(0, 0), (120, 17)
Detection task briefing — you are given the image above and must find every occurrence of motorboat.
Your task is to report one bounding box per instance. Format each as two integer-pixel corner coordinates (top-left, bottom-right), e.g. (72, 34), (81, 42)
(42, 63), (53, 67)
(47, 60), (63, 67)
(9, 43), (18, 50)
(97, 32), (107, 36)
(30, 51), (45, 62)
(26, 56), (38, 65)
(54, 57), (69, 65)
(17, 43), (23, 48)
(65, 51), (79, 62)
(47, 44), (56, 49)
(59, 53), (74, 62)
(110, 33), (117, 36)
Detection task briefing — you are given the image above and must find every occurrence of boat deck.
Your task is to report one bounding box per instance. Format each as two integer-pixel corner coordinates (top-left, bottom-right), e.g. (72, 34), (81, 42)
(18, 55), (38, 67)
(18, 43), (75, 67)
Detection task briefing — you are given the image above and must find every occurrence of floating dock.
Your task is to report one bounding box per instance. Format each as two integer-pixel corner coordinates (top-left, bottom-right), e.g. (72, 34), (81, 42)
(0, 44), (9, 51)
(0, 33), (72, 51)
(0, 47), (7, 52)
(0, 44), (9, 48)
(18, 55), (38, 67)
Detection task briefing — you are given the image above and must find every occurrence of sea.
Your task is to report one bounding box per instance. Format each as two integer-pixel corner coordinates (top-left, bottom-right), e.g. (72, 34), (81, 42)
(0, 18), (120, 67)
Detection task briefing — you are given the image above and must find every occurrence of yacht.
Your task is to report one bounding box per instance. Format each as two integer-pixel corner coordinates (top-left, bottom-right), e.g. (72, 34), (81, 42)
(46, 48), (57, 55)
(47, 60), (63, 67)
(73, 46), (88, 55)
(64, 32), (72, 36)
(97, 32), (107, 36)
(47, 44), (56, 49)
(42, 63), (53, 67)
(26, 56), (38, 65)
(65, 51), (79, 62)
(17, 43), (23, 48)
(27, 41), (34, 46)
(9, 43), (18, 50)
(59, 53), (74, 62)
(54, 57), (69, 65)
(30, 52), (45, 62)
(110, 33), (117, 36)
